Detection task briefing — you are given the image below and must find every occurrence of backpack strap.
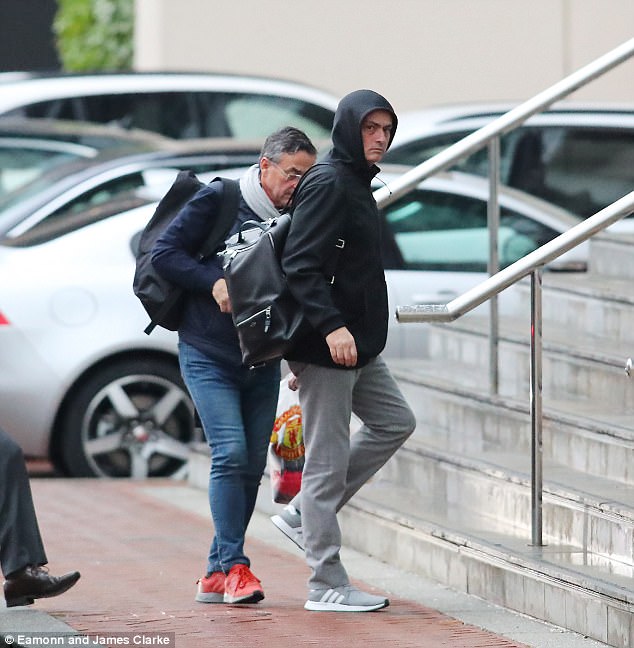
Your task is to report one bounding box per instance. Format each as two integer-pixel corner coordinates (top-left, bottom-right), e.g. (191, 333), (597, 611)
(143, 177), (240, 335)
(198, 177), (241, 258)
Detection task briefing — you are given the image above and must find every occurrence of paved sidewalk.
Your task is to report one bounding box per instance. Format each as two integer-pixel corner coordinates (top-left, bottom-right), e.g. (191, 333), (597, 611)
(0, 479), (606, 648)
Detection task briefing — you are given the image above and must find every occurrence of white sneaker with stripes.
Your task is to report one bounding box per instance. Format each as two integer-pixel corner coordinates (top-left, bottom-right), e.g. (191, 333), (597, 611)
(271, 504), (304, 551)
(304, 585), (389, 612)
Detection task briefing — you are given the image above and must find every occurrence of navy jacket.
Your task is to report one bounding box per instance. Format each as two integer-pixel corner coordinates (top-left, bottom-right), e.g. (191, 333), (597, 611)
(151, 180), (262, 366)
(282, 90), (398, 368)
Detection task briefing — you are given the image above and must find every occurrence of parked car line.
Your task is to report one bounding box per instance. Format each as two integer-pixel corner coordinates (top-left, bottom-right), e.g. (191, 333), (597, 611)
(0, 169), (606, 478)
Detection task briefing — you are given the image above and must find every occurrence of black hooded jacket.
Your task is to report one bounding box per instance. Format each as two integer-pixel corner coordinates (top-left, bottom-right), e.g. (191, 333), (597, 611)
(282, 89), (398, 368)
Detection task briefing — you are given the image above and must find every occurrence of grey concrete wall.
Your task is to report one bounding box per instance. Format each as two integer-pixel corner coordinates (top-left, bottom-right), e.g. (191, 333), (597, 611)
(134, 0), (634, 111)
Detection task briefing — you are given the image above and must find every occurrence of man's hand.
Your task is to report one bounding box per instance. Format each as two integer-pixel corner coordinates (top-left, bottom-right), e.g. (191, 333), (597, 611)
(212, 278), (232, 313)
(326, 326), (357, 367)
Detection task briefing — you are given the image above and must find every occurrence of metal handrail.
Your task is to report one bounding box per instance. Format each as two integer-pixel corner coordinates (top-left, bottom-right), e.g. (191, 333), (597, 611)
(396, 192), (634, 547)
(378, 36), (634, 547)
(375, 37), (634, 398)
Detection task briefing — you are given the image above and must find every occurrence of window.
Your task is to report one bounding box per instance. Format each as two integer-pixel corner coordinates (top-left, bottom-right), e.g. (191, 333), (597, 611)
(384, 130), (520, 182)
(79, 93), (200, 139)
(222, 94), (333, 140)
(537, 128), (634, 217)
(4, 173), (148, 247)
(0, 146), (82, 196)
(7, 90), (335, 142)
(382, 189), (556, 272)
(3, 173), (152, 247)
(9, 97), (83, 121)
(385, 124), (634, 217)
(384, 132), (469, 166)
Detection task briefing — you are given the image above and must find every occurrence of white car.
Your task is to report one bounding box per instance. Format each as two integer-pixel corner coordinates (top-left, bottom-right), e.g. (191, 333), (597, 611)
(0, 71), (338, 141)
(375, 170), (591, 358)
(384, 101), (634, 218)
(0, 170), (597, 478)
(0, 140), (262, 238)
(0, 116), (173, 196)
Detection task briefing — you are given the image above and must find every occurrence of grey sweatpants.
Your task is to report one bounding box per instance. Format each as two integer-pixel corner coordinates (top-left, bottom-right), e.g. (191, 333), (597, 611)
(287, 356), (416, 590)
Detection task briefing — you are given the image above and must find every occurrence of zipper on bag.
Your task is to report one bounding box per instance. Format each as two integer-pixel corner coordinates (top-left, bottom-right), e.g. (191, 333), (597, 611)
(238, 306), (272, 333)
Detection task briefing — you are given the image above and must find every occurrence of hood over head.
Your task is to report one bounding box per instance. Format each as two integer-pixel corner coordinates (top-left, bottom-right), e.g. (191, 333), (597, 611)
(330, 89), (398, 171)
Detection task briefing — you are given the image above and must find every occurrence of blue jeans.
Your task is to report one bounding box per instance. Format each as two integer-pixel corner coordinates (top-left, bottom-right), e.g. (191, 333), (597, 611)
(179, 341), (280, 574)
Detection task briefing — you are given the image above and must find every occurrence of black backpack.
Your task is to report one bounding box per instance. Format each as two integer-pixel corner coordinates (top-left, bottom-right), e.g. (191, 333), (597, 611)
(133, 170), (240, 334)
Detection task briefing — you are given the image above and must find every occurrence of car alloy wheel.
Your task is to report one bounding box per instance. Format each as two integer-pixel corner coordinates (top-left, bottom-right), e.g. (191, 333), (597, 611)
(58, 358), (197, 478)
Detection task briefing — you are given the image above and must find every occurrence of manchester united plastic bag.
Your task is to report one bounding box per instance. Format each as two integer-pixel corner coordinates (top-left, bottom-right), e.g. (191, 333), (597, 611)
(268, 374), (304, 503)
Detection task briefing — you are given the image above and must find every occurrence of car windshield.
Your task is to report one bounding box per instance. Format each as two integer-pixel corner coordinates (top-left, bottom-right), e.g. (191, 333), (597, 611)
(0, 148), (257, 239)
(0, 193), (155, 248)
(0, 156), (99, 214)
(0, 145), (90, 197)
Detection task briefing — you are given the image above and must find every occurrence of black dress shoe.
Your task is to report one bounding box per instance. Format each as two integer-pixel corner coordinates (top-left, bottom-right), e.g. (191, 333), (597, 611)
(3, 565), (80, 607)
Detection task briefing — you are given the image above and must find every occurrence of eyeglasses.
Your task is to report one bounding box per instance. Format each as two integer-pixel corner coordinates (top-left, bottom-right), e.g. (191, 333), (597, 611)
(268, 160), (303, 182)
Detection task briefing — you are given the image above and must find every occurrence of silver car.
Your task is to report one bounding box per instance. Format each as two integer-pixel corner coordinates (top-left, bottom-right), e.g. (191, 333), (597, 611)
(384, 101), (634, 217)
(0, 171), (605, 479)
(0, 71), (338, 141)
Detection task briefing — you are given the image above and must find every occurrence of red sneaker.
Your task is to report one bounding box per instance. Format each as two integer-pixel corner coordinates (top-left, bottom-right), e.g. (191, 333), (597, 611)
(195, 571), (225, 603)
(224, 564), (264, 604)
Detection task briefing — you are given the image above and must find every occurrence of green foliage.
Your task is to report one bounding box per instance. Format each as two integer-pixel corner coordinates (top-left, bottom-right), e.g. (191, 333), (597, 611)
(53, 0), (134, 71)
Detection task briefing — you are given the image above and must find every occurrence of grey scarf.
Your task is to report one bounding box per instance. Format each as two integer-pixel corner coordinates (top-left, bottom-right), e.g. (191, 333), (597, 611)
(239, 164), (280, 221)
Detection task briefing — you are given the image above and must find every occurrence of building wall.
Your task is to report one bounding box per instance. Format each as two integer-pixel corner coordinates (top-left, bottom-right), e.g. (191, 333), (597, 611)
(134, 0), (634, 111)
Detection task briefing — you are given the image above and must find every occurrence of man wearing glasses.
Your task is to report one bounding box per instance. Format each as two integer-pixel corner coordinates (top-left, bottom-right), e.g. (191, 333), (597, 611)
(152, 127), (316, 606)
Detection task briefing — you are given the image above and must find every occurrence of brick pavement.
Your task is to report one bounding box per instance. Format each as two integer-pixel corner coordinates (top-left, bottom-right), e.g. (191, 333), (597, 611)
(24, 478), (530, 648)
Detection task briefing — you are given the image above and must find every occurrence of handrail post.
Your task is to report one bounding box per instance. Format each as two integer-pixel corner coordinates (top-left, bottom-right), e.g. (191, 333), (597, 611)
(488, 136), (501, 395)
(530, 268), (544, 546)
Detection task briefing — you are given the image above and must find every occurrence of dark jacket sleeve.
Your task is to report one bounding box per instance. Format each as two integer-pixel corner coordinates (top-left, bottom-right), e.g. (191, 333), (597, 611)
(282, 171), (347, 338)
(151, 183), (225, 294)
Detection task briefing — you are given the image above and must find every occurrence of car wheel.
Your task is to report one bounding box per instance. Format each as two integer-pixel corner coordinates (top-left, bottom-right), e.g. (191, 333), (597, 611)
(58, 358), (196, 478)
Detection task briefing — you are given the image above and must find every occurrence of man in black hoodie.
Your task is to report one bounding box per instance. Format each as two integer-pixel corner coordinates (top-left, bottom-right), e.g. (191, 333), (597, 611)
(272, 90), (416, 612)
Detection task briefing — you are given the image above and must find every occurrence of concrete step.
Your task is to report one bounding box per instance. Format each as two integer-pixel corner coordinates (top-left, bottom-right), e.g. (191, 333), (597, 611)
(589, 233), (634, 279)
(378, 361), (634, 569)
(389, 354), (634, 486)
(515, 271), (634, 348)
(382, 352), (634, 643)
(339, 479), (634, 647)
(420, 313), (634, 410)
(378, 433), (634, 567)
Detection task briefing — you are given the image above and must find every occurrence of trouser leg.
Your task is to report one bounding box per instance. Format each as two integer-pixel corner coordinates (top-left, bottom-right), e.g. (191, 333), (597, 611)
(179, 342), (279, 574)
(0, 430), (47, 577)
(340, 356), (416, 508)
(290, 363), (354, 590)
(288, 358), (415, 590)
